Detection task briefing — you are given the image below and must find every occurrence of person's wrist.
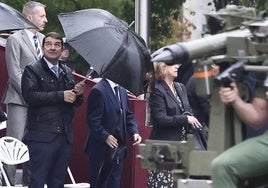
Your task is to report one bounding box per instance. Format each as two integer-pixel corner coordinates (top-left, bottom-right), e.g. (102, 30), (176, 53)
(231, 95), (241, 106)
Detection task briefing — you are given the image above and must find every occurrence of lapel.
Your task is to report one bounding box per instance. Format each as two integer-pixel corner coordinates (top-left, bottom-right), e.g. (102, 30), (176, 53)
(21, 30), (39, 60)
(173, 82), (185, 109)
(102, 79), (121, 111)
(161, 81), (184, 110)
(58, 63), (69, 83)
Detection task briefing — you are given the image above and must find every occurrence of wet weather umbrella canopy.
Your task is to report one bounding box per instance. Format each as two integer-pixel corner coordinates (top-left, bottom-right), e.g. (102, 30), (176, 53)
(0, 2), (37, 32)
(58, 8), (153, 96)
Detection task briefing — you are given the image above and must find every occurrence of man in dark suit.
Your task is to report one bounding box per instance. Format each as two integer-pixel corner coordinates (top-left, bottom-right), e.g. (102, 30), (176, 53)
(1, 1), (47, 185)
(85, 78), (142, 188)
(21, 32), (85, 188)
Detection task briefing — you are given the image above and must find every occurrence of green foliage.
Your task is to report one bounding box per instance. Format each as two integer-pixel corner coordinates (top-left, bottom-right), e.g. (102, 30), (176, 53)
(150, 0), (184, 51)
(0, 0), (135, 74)
(2, 0), (268, 71)
(0, 0), (186, 69)
(0, 0), (27, 10)
(120, 0), (135, 27)
(237, 0), (268, 12)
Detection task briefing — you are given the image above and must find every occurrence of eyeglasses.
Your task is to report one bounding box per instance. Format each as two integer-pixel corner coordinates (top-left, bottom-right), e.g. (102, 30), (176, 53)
(44, 42), (62, 49)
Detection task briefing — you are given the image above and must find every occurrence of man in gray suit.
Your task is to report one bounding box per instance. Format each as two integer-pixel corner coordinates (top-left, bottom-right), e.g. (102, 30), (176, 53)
(1, 1), (47, 185)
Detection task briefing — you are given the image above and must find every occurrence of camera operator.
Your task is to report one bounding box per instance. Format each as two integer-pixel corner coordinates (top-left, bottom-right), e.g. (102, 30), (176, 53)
(211, 82), (268, 188)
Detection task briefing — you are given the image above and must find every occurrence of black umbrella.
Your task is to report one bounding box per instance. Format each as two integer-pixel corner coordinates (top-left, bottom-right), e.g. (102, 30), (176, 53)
(0, 2), (37, 32)
(58, 8), (153, 96)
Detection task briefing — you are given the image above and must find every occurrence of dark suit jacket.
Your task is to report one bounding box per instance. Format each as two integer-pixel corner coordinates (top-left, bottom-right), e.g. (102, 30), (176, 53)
(186, 76), (210, 126)
(22, 59), (82, 144)
(149, 80), (193, 141)
(84, 78), (139, 161)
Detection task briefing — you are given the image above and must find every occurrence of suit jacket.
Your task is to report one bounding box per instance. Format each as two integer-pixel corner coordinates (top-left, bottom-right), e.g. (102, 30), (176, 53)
(149, 80), (193, 141)
(84, 78), (139, 161)
(2, 30), (44, 106)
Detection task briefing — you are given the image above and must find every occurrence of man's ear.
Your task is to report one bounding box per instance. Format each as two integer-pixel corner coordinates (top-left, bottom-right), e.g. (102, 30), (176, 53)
(27, 15), (33, 22)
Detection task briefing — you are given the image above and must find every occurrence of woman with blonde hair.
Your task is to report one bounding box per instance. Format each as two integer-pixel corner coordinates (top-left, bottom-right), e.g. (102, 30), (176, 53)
(147, 61), (201, 188)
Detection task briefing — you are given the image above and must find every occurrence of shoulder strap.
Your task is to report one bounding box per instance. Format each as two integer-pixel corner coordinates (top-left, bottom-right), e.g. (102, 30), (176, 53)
(174, 82), (194, 115)
(174, 82), (184, 105)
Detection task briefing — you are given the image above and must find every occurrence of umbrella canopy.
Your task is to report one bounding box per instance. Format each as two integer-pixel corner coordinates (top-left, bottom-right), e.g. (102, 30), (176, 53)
(58, 8), (153, 96)
(0, 2), (37, 32)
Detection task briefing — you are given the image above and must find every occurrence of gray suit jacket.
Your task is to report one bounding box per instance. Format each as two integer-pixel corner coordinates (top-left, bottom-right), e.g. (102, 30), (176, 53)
(2, 30), (44, 106)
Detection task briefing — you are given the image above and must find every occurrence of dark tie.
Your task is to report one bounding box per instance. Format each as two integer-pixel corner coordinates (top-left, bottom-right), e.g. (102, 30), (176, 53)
(51, 66), (59, 78)
(114, 86), (121, 106)
(33, 35), (42, 59)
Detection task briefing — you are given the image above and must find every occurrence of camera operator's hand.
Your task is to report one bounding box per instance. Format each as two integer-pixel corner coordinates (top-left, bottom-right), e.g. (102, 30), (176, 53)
(219, 82), (239, 104)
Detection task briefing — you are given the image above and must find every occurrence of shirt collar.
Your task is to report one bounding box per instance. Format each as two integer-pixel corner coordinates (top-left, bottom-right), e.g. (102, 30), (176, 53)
(44, 57), (59, 69)
(24, 29), (36, 40)
(106, 79), (119, 95)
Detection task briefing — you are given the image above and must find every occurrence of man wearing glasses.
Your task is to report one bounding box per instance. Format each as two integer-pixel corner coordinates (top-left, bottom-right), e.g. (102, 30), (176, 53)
(21, 32), (85, 188)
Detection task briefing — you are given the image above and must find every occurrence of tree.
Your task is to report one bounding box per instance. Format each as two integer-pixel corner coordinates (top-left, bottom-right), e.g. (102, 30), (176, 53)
(1, 0), (267, 68)
(150, 0), (184, 51)
(0, 0), (136, 74)
(150, 0), (268, 52)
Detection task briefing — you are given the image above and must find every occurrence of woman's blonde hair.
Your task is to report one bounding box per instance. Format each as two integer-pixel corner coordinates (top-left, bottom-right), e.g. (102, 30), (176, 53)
(145, 62), (167, 93)
(153, 62), (167, 81)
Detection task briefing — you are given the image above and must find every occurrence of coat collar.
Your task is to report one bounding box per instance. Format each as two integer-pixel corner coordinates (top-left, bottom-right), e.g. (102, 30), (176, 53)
(39, 58), (67, 79)
(20, 30), (40, 60)
(159, 80), (184, 110)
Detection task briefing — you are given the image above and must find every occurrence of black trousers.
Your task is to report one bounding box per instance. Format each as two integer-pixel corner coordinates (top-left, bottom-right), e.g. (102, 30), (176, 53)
(89, 157), (124, 188)
(27, 134), (72, 188)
